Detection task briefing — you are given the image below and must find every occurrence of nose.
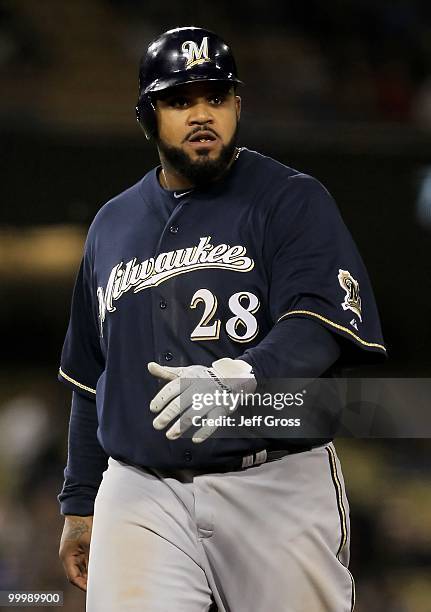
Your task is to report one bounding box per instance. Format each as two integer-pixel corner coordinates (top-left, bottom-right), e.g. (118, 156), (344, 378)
(187, 100), (214, 126)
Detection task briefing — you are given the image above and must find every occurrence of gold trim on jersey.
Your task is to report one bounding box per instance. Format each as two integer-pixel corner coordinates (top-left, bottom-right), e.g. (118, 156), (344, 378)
(59, 367), (97, 395)
(276, 310), (386, 352)
(326, 445), (348, 559)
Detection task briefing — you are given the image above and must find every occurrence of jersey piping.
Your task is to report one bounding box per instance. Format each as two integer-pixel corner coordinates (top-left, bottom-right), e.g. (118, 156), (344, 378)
(59, 367), (97, 395)
(277, 310), (386, 352)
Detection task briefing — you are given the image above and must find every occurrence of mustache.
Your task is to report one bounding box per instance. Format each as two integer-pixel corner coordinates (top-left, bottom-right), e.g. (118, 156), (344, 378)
(182, 126), (220, 143)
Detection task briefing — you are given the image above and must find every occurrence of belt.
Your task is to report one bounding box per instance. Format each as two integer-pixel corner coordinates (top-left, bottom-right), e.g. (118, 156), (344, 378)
(239, 445), (312, 469)
(124, 444), (323, 479)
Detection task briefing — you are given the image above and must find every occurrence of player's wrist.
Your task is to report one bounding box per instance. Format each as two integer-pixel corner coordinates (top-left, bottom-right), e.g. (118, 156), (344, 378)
(211, 357), (253, 375)
(63, 514), (94, 518)
(211, 358), (257, 391)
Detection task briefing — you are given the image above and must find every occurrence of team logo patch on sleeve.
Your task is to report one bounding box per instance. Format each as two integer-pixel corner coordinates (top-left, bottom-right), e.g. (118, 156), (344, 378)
(338, 269), (362, 322)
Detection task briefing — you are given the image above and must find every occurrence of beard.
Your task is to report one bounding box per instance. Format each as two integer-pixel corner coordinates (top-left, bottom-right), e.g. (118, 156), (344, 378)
(156, 124), (239, 188)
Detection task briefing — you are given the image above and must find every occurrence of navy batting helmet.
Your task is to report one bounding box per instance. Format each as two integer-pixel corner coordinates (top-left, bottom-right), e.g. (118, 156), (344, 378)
(136, 26), (243, 138)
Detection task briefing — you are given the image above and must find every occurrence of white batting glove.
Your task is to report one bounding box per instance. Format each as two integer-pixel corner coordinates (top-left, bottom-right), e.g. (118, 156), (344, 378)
(147, 358), (257, 443)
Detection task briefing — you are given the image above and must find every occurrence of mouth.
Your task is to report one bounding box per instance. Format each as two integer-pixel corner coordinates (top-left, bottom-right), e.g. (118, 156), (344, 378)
(186, 130), (218, 150)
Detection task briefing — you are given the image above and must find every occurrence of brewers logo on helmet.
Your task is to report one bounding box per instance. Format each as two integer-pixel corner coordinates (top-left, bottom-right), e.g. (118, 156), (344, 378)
(136, 26), (243, 138)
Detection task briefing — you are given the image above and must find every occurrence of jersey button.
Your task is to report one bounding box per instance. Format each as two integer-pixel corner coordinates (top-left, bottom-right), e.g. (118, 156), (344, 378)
(184, 450), (192, 462)
(169, 225), (179, 234)
(164, 352), (173, 362)
(159, 300), (167, 309)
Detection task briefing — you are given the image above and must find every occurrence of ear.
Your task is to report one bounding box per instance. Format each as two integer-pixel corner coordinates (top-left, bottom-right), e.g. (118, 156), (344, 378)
(235, 95), (241, 121)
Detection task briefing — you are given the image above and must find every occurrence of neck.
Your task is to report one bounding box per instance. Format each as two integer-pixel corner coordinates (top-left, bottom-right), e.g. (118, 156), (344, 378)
(159, 147), (241, 190)
(159, 163), (193, 190)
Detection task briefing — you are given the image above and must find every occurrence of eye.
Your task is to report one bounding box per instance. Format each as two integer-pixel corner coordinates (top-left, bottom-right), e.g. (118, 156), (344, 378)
(209, 94), (225, 105)
(168, 97), (189, 108)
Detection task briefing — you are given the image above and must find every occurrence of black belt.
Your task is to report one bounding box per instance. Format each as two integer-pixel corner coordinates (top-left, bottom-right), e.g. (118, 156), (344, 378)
(123, 444), (322, 478)
(237, 444), (314, 471)
(266, 447), (310, 462)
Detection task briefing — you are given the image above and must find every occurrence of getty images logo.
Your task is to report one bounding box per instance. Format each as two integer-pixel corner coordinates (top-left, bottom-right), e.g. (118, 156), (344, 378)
(182, 37), (210, 69)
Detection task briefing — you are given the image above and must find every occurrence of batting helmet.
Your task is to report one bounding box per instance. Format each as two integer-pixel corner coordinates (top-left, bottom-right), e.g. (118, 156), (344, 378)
(136, 26), (243, 138)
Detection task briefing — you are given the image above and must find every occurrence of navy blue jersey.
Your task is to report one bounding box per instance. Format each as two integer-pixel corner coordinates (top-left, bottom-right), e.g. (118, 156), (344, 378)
(58, 148), (386, 469)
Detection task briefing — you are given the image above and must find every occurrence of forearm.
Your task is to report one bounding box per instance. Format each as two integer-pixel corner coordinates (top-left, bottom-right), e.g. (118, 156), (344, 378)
(239, 317), (341, 382)
(58, 391), (108, 516)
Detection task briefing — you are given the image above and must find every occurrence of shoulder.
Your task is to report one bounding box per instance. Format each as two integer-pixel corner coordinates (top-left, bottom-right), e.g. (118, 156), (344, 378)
(86, 169), (156, 242)
(240, 149), (334, 202)
(282, 172), (338, 218)
(240, 149), (338, 217)
(238, 148), (300, 183)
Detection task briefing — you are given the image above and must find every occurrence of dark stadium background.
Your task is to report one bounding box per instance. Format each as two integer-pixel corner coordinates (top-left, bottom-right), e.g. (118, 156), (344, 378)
(1, 1), (430, 610)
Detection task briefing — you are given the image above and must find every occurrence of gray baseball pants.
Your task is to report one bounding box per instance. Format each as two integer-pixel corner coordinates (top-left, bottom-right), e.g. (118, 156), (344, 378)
(86, 443), (354, 611)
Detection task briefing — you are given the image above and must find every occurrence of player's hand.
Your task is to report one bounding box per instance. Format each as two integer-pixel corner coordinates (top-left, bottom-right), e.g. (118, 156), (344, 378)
(59, 515), (93, 592)
(148, 358), (256, 442)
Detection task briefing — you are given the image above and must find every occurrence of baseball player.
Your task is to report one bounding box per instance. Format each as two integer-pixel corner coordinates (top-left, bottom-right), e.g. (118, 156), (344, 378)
(58, 27), (386, 612)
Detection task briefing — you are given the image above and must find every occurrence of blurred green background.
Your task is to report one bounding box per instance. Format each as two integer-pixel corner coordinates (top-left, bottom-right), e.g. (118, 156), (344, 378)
(1, 1), (431, 610)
